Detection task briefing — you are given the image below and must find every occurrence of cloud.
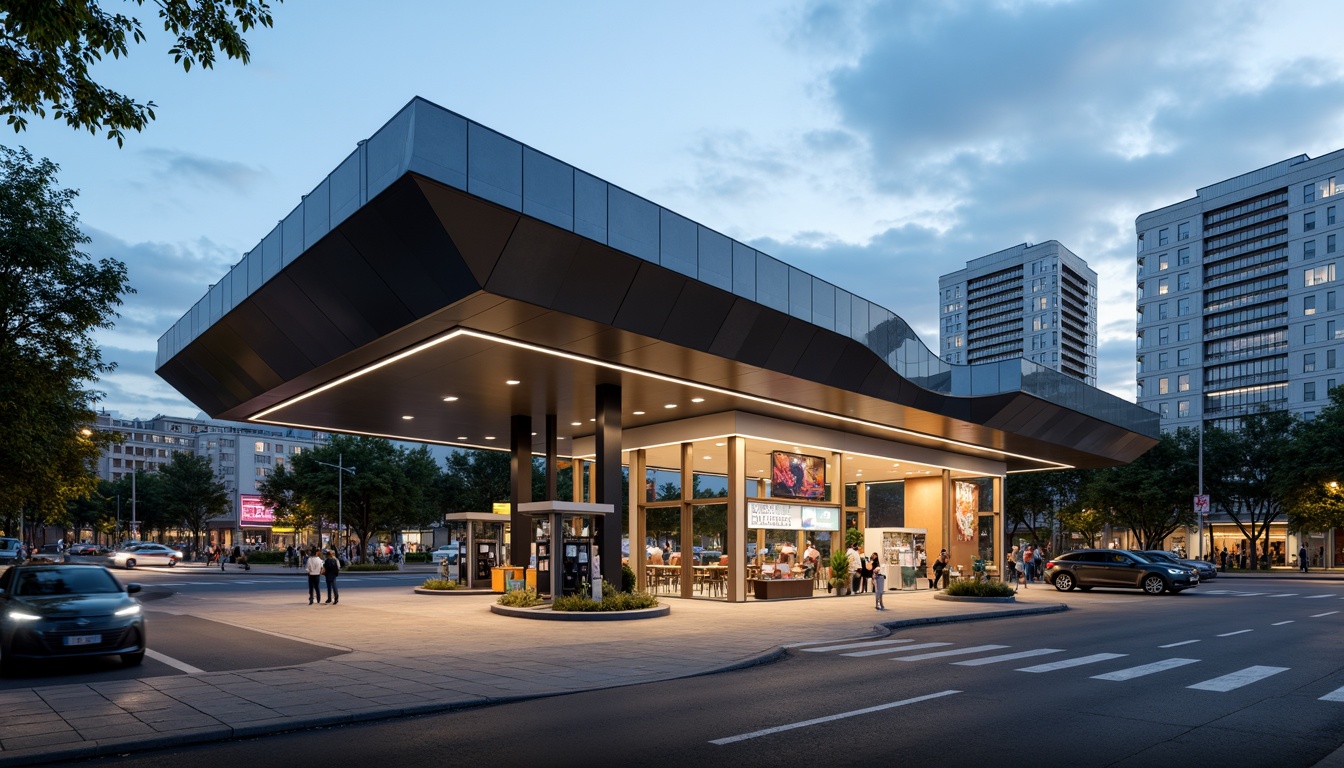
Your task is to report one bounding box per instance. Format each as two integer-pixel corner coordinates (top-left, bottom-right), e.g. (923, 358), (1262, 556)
(137, 148), (269, 193)
(91, 347), (202, 420)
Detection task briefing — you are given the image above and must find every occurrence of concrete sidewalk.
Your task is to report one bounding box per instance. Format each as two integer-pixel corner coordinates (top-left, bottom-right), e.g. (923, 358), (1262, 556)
(0, 584), (1063, 766)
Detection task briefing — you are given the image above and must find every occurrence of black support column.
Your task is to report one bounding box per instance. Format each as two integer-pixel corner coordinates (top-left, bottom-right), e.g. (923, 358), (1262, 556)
(595, 383), (622, 586)
(509, 414), (532, 568)
(545, 414), (558, 501)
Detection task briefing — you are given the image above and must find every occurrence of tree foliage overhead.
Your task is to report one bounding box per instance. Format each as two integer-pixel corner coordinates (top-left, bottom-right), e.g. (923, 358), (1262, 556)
(1085, 430), (1198, 550)
(1283, 386), (1344, 534)
(0, 146), (129, 525)
(0, 0), (279, 144)
(157, 452), (228, 552)
(1203, 409), (1299, 569)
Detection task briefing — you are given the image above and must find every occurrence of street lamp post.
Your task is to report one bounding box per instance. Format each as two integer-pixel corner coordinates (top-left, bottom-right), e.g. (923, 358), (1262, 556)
(315, 454), (355, 557)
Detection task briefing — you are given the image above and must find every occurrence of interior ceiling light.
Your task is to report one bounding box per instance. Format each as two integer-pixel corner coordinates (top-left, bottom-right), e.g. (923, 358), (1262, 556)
(691, 397), (705, 403)
(632, 410), (646, 415)
(571, 422), (582, 426)
(703, 456), (712, 460)
(442, 396), (459, 402)
(588, 418), (595, 422)
(714, 442), (725, 447)
(401, 415), (414, 420)
(664, 404), (677, 409)
(505, 380), (521, 385)
(484, 436), (496, 440)
(457, 436), (468, 440)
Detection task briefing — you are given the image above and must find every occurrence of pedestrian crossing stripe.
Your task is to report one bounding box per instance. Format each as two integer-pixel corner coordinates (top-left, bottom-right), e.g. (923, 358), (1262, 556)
(952, 648), (1064, 666)
(1311, 611), (1339, 618)
(799, 638), (915, 653)
(1017, 653), (1127, 673)
(843, 641), (952, 658)
(1304, 595), (1334, 599)
(891, 644), (1008, 662)
(1187, 665), (1288, 692)
(1091, 658), (1199, 681)
(1321, 685), (1344, 702)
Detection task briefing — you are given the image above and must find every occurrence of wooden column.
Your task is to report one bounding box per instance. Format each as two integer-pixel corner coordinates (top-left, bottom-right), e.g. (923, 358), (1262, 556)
(727, 436), (746, 602)
(680, 442), (694, 598)
(629, 450), (646, 591)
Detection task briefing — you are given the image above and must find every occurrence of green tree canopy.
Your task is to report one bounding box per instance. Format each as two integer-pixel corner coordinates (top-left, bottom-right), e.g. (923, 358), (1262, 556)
(158, 452), (228, 552)
(0, 147), (128, 531)
(1283, 386), (1344, 534)
(1, 0), (279, 144)
(1204, 409), (1299, 569)
(1085, 430), (1197, 550)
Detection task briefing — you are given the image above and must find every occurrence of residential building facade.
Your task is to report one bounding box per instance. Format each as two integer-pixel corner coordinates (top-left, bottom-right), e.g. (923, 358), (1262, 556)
(1135, 149), (1344, 567)
(938, 241), (1098, 386)
(93, 412), (328, 548)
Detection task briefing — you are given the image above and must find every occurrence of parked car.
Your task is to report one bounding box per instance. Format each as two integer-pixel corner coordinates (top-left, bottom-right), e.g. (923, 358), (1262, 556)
(0, 538), (22, 566)
(112, 544), (183, 569)
(0, 564), (145, 675)
(1044, 549), (1197, 594)
(66, 544), (111, 557)
(28, 545), (65, 564)
(1135, 550), (1216, 581)
(430, 545), (459, 565)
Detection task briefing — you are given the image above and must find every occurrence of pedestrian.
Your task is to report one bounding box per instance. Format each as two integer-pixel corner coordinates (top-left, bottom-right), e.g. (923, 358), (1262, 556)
(845, 541), (862, 593)
(872, 553), (886, 610)
(305, 547), (325, 605)
(1299, 543), (1309, 573)
(1219, 547), (1227, 571)
(857, 546), (870, 593)
(1006, 545), (1019, 587)
(1022, 544), (1036, 583)
(323, 549), (340, 604)
(932, 549), (949, 589)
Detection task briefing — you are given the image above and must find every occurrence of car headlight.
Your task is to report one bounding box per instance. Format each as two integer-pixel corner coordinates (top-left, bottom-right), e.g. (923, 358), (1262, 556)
(1166, 568), (1186, 575)
(114, 605), (141, 617)
(6, 610), (41, 622)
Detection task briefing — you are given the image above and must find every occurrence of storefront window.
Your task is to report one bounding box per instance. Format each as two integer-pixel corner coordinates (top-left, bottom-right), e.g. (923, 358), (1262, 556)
(645, 468), (680, 502)
(693, 504), (728, 600)
(867, 481), (905, 527)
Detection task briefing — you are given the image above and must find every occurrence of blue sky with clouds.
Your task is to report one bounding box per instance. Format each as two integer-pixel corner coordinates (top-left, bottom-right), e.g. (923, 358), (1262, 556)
(12, 0), (1344, 418)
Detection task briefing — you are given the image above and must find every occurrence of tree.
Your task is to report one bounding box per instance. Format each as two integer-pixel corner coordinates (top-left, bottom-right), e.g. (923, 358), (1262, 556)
(1057, 505), (1107, 549)
(1, 0), (279, 144)
(439, 450), (512, 514)
(258, 463), (318, 538)
(1005, 469), (1087, 549)
(158, 452), (228, 553)
(0, 147), (128, 533)
(1203, 409), (1299, 569)
(1085, 430), (1197, 550)
(1284, 386), (1344, 536)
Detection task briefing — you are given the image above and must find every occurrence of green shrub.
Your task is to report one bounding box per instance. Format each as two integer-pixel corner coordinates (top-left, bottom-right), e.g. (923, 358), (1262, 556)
(243, 551), (285, 564)
(420, 578), (460, 590)
(497, 587), (543, 607)
(621, 563), (636, 592)
(345, 563), (399, 572)
(404, 552), (430, 563)
(552, 581), (659, 612)
(945, 580), (1017, 598)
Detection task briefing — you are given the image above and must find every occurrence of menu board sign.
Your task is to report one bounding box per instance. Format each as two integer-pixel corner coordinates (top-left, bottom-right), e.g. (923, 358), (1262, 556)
(747, 502), (840, 531)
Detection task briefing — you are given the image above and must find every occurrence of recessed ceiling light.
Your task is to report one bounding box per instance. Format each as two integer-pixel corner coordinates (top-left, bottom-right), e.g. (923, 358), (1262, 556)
(588, 418), (595, 422)
(484, 436), (496, 440)
(633, 410), (645, 415)
(793, 447), (801, 452)
(893, 463), (900, 467)
(531, 432), (537, 436)
(664, 404), (677, 409)
(703, 456), (712, 460)
(457, 436), (469, 440)
(571, 422), (582, 426)
(505, 380), (521, 385)
(714, 442), (725, 447)
(557, 437), (565, 440)
(442, 396), (459, 402)
(691, 397), (705, 403)
(401, 415), (414, 420)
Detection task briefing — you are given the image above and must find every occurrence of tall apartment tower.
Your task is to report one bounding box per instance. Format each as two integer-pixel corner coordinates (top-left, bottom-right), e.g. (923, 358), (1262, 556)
(938, 241), (1098, 386)
(1135, 150), (1344, 432)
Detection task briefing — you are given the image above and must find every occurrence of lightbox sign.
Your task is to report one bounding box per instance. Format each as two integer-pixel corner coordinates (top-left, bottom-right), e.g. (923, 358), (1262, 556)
(240, 494), (276, 527)
(747, 502), (840, 531)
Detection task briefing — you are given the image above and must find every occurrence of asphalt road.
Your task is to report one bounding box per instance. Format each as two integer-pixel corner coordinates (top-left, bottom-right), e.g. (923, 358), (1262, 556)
(1, 568), (427, 690)
(76, 577), (1344, 767)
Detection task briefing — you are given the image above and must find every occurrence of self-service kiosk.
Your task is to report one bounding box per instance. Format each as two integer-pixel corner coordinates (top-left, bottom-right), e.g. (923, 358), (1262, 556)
(443, 512), (510, 590)
(520, 501), (615, 599)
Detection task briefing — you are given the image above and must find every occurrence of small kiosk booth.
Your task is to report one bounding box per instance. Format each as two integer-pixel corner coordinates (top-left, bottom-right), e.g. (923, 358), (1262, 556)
(518, 500), (616, 599)
(442, 512), (522, 591)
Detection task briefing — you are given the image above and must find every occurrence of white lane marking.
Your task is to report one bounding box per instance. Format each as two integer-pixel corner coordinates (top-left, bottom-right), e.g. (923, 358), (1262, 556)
(1272, 621), (1295, 626)
(709, 690), (960, 745)
(1216, 629), (1253, 637)
(952, 648), (1064, 666)
(786, 635), (883, 649)
(892, 644), (1009, 662)
(186, 582), (214, 585)
(1200, 590), (1229, 594)
(1091, 658), (1200, 681)
(145, 648), (205, 675)
(1188, 665), (1289, 692)
(1321, 685), (1344, 702)
(1304, 595), (1333, 599)
(1311, 611), (1340, 618)
(1018, 653), (1127, 673)
(800, 638), (914, 653)
(1237, 592), (1264, 596)
(1268, 594), (1298, 598)
(843, 642), (952, 658)
(1159, 640), (1201, 648)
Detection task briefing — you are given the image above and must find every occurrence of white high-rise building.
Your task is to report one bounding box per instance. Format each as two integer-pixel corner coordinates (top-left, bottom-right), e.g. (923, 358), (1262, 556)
(938, 241), (1098, 386)
(1135, 150), (1344, 434)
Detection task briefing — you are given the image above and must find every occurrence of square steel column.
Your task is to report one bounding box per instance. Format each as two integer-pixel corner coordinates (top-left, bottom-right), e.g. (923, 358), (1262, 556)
(509, 414), (532, 569)
(594, 383), (622, 586)
(545, 414), (558, 502)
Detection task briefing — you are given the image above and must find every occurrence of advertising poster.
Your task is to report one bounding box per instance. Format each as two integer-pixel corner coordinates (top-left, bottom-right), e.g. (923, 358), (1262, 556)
(240, 494), (276, 527)
(955, 481), (977, 542)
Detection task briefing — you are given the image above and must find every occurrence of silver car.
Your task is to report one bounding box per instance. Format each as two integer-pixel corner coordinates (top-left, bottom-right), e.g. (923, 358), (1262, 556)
(112, 544), (183, 569)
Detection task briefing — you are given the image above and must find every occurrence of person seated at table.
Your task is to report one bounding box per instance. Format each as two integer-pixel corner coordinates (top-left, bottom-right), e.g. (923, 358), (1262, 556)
(647, 546), (664, 565)
(668, 551), (681, 566)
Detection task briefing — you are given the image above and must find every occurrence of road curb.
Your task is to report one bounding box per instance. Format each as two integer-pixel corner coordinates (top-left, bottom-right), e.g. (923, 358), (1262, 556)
(489, 603), (671, 621)
(875, 602), (1068, 631)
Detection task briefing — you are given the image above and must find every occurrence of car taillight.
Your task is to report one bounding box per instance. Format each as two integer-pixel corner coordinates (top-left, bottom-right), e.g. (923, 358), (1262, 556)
(1044, 560), (1055, 569)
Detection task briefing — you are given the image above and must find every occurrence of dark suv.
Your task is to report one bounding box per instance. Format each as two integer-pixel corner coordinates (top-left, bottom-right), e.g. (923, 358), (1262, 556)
(1044, 549), (1197, 595)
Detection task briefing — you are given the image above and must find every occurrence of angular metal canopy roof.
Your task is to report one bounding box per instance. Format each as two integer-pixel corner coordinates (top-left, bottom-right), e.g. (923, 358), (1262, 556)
(156, 98), (1158, 471)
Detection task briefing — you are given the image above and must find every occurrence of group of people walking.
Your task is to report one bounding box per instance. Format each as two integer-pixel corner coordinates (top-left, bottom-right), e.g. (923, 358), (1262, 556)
(1006, 543), (1045, 589)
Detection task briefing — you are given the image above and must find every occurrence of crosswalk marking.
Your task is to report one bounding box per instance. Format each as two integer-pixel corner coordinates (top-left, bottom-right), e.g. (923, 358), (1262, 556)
(1216, 629), (1253, 637)
(800, 638), (915, 653)
(1187, 665), (1288, 692)
(892, 645), (1009, 662)
(1304, 594), (1333, 599)
(1311, 611), (1339, 618)
(952, 648), (1064, 666)
(1018, 653), (1127, 673)
(843, 642), (952, 658)
(1159, 640), (1200, 648)
(1091, 658), (1200, 681)
(1267, 593), (1298, 598)
(1321, 685), (1344, 702)
(1272, 621), (1295, 626)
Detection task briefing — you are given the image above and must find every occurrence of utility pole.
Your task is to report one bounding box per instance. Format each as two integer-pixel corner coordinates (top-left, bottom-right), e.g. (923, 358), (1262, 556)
(131, 469), (138, 542)
(316, 454), (355, 557)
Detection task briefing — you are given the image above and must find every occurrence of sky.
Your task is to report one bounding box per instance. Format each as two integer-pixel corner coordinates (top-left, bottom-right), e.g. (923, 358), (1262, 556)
(13, 0), (1344, 419)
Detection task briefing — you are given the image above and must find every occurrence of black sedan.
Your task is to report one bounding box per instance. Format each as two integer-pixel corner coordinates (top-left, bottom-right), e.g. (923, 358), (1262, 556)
(1136, 550), (1217, 581)
(1045, 549), (1197, 595)
(0, 564), (146, 675)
